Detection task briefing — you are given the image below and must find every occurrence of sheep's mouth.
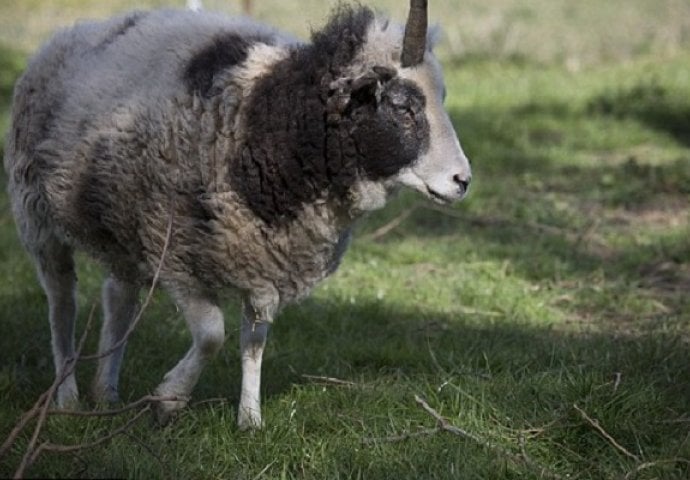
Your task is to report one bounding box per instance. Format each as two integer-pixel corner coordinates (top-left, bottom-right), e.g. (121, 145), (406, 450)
(425, 186), (454, 205)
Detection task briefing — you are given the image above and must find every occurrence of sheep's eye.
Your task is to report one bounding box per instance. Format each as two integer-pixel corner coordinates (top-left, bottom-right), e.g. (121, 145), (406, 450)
(387, 92), (408, 108)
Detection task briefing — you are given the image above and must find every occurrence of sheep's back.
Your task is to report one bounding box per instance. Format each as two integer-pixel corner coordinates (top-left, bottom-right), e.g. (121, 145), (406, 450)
(5, 8), (294, 279)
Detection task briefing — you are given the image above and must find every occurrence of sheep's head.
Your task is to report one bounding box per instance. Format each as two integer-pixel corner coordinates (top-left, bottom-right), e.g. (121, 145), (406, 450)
(335, 0), (472, 206)
(234, 1), (471, 224)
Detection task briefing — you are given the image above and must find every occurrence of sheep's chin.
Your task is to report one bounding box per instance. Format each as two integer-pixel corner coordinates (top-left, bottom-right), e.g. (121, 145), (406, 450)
(395, 170), (456, 205)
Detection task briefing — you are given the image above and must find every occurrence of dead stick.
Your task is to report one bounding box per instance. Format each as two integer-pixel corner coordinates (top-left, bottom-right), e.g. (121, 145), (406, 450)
(302, 374), (357, 386)
(573, 404), (640, 462)
(191, 397), (230, 407)
(625, 458), (690, 479)
(13, 306), (97, 478)
(22, 406), (151, 473)
(421, 204), (608, 248)
(414, 394), (485, 444)
(46, 395), (185, 417)
(362, 427), (439, 444)
(0, 391), (50, 460)
(242, 0), (252, 15)
(363, 206), (418, 241)
(414, 395), (564, 480)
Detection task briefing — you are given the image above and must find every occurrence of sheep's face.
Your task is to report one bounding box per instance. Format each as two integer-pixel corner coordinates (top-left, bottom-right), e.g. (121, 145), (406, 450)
(393, 55), (472, 204)
(347, 56), (471, 205)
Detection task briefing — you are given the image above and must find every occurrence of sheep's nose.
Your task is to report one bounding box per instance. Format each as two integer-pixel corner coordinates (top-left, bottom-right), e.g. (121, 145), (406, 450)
(453, 174), (471, 194)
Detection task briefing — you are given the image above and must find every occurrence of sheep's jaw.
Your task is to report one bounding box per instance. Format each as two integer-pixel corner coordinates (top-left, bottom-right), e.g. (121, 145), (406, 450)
(394, 168), (468, 205)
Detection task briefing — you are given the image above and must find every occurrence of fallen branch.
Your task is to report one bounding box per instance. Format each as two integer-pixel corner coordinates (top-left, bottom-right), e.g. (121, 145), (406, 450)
(655, 416), (690, 425)
(0, 391), (51, 461)
(13, 305), (97, 478)
(362, 427), (439, 444)
(421, 203), (609, 250)
(573, 404), (640, 462)
(46, 395), (185, 417)
(302, 374), (357, 387)
(362, 206), (418, 242)
(625, 458), (690, 479)
(414, 395), (564, 480)
(251, 460), (277, 480)
(17, 406), (152, 478)
(191, 397), (230, 408)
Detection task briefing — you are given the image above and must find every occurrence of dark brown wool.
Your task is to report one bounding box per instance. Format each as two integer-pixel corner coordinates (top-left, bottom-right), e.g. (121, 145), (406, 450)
(231, 6), (430, 224)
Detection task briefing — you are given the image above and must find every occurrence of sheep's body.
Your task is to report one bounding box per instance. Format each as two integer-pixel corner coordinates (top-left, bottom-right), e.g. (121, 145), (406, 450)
(5, 3), (472, 428)
(8, 10), (332, 297)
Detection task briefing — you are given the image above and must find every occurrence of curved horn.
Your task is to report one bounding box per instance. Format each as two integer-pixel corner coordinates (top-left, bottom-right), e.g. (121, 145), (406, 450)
(401, 0), (428, 67)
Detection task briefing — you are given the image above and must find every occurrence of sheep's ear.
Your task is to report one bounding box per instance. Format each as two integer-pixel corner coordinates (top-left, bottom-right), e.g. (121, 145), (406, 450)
(350, 66), (397, 107)
(350, 72), (380, 105)
(327, 66), (397, 118)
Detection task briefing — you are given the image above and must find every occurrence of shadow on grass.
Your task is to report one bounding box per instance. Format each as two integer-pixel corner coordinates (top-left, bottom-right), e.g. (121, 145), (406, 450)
(2, 291), (689, 473)
(0, 293), (687, 479)
(587, 81), (690, 147)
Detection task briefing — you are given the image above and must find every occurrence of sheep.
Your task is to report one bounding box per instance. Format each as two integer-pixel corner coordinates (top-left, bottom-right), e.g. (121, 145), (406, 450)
(4, 0), (472, 429)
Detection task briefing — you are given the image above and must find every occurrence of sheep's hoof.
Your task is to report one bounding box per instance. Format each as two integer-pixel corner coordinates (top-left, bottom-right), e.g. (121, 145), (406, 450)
(237, 410), (263, 431)
(153, 397), (187, 426)
(55, 382), (80, 410)
(91, 384), (120, 405)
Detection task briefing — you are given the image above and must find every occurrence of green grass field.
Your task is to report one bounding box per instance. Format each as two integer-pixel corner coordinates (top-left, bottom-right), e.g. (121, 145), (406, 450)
(1, 1), (689, 478)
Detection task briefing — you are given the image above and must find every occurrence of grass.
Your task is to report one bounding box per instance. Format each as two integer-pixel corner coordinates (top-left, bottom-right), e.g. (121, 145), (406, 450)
(1, 1), (689, 479)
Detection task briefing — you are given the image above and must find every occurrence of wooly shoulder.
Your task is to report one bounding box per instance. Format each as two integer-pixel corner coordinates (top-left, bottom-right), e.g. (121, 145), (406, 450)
(4, 0), (472, 429)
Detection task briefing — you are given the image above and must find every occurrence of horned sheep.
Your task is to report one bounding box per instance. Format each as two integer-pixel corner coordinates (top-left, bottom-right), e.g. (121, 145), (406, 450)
(4, 0), (472, 429)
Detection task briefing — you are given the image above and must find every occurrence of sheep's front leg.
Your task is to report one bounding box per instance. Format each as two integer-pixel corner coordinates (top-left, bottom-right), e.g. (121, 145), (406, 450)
(238, 290), (278, 430)
(154, 293), (225, 423)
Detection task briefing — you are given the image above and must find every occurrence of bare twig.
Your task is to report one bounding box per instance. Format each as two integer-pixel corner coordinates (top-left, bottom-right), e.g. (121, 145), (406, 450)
(421, 204), (609, 250)
(625, 458), (690, 479)
(655, 416), (690, 424)
(242, 0), (253, 15)
(19, 405), (152, 477)
(576, 217), (601, 246)
(0, 391), (51, 460)
(191, 397), (230, 407)
(46, 395), (185, 417)
(414, 395), (564, 479)
(81, 210), (174, 362)
(414, 394), (485, 444)
(363, 206), (418, 241)
(362, 427), (439, 444)
(252, 460), (277, 480)
(13, 305), (97, 478)
(302, 374), (357, 387)
(573, 404), (640, 462)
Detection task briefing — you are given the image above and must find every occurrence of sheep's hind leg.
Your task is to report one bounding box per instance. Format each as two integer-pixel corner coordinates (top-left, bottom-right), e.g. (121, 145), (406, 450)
(91, 275), (140, 404)
(237, 289), (278, 430)
(154, 292), (225, 424)
(32, 240), (79, 408)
